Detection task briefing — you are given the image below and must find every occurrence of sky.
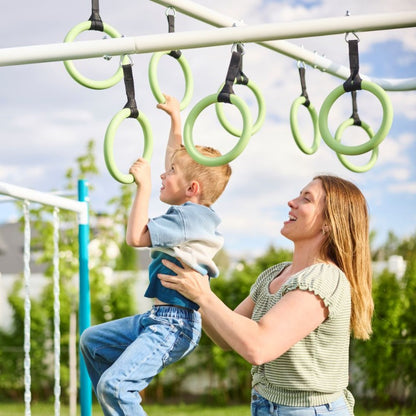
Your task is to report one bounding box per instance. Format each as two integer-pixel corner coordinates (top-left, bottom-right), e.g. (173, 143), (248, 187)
(0, 0), (415, 258)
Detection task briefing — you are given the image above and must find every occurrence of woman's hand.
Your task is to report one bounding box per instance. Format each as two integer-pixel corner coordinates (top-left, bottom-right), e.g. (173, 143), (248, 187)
(158, 259), (211, 304)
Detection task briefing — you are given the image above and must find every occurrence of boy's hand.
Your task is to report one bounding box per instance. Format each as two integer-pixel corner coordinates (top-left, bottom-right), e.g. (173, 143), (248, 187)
(157, 94), (180, 116)
(129, 158), (151, 188)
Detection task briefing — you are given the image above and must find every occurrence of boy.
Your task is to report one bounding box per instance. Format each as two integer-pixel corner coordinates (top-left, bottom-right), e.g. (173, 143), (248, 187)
(80, 95), (231, 416)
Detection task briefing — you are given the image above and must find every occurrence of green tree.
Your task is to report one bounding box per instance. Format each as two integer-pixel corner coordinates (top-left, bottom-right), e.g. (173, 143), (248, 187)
(351, 232), (416, 408)
(0, 279), (50, 400)
(397, 232), (416, 260)
(351, 269), (403, 405)
(397, 253), (416, 406)
(372, 230), (401, 260)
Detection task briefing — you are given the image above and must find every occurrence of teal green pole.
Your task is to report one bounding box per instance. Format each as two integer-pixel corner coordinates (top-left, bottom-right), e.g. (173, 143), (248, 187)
(78, 179), (92, 416)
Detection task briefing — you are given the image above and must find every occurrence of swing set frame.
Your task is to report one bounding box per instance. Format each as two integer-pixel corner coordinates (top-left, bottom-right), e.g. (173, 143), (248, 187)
(0, 1), (415, 92)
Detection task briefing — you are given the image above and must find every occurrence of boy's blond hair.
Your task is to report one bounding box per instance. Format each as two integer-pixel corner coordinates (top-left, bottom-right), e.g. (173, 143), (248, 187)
(172, 145), (232, 207)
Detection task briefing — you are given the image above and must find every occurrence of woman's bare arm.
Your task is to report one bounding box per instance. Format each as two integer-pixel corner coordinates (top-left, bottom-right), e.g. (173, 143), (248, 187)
(158, 260), (328, 365)
(201, 296), (255, 350)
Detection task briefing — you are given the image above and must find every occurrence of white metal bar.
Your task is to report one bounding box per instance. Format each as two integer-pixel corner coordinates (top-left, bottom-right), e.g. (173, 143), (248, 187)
(0, 181), (86, 217)
(0, 11), (415, 66)
(0, 190), (76, 203)
(150, 0), (416, 91)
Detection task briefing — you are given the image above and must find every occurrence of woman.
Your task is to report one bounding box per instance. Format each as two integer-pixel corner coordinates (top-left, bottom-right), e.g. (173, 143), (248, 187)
(158, 175), (374, 415)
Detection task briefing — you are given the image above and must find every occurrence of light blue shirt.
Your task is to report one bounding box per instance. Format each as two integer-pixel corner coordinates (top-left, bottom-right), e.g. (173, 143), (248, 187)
(145, 202), (223, 309)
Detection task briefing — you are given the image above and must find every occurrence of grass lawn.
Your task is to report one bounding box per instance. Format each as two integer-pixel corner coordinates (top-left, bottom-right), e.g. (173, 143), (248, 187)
(1, 402), (416, 416)
(0, 403), (247, 416)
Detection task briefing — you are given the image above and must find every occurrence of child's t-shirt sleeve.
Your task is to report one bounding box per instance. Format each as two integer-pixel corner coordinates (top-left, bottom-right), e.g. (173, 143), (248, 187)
(147, 206), (186, 247)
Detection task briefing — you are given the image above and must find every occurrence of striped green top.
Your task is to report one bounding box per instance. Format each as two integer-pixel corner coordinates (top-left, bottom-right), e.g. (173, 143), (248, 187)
(250, 262), (354, 415)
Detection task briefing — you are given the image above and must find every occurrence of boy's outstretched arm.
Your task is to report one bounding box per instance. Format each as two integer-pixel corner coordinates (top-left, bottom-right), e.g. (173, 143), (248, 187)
(157, 94), (182, 171)
(126, 158), (152, 247)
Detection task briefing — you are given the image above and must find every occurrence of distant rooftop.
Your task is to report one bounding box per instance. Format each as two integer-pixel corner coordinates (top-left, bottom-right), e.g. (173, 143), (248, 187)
(0, 221), (46, 274)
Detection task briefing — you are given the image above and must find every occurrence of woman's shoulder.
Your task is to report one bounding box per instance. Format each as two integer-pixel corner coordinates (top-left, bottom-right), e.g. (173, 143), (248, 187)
(264, 261), (292, 276)
(290, 263), (348, 289)
(249, 262), (291, 301)
(255, 262), (292, 285)
(301, 262), (345, 277)
(283, 263), (350, 314)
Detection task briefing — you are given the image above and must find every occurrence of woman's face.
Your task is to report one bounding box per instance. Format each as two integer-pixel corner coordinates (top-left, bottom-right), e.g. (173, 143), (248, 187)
(281, 179), (327, 243)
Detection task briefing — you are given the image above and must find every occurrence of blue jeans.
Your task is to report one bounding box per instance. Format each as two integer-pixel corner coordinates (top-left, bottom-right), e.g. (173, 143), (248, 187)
(251, 390), (351, 416)
(80, 305), (201, 416)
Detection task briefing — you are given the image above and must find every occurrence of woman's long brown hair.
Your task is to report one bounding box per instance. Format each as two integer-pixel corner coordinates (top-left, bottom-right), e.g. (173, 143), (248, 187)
(315, 175), (374, 340)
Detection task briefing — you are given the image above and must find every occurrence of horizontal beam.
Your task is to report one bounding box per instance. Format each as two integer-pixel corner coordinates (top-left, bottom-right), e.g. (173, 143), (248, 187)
(0, 11), (415, 65)
(0, 181), (88, 223)
(150, 0), (416, 91)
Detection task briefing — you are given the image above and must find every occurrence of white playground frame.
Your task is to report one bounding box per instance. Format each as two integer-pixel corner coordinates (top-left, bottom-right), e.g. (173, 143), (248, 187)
(0, 180), (91, 416)
(0, 1), (415, 415)
(0, 3), (415, 91)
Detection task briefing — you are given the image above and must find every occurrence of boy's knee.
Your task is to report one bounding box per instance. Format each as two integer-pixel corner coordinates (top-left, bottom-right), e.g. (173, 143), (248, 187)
(97, 372), (117, 402)
(79, 327), (93, 351)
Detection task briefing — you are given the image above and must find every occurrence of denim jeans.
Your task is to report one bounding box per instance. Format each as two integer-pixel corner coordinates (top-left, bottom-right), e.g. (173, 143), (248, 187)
(80, 305), (201, 416)
(251, 390), (351, 416)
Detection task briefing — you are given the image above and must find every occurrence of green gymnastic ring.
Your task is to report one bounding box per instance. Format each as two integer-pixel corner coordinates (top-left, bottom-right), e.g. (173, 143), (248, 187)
(215, 79), (266, 137)
(63, 21), (129, 90)
(148, 51), (193, 111)
(290, 96), (320, 155)
(104, 108), (154, 184)
(335, 119), (378, 173)
(319, 79), (393, 156)
(184, 94), (252, 166)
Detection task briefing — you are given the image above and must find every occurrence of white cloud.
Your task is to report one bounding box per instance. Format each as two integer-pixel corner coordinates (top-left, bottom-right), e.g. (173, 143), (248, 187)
(390, 92), (416, 120)
(388, 182), (416, 194)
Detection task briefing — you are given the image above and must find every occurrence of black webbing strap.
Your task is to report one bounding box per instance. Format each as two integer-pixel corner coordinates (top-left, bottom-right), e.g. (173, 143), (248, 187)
(343, 39), (362, 92)
(217, 51), (242, 103)
(235, 44), (249, 85)
(89, 0), (104, 32)
(122, 64), (139, 119)
(298, 66), (310, 107)
(167, 13), (182, 59)
(350, 90), (361, 126)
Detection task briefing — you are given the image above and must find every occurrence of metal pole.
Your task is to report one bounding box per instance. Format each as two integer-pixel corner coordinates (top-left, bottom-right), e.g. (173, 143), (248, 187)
(0, 181), (85, 214)
(69, 312), (77, 416)
(77, 179), (92, 416)
(0, 11), (415, 91)
(150, 0), (416, 91)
